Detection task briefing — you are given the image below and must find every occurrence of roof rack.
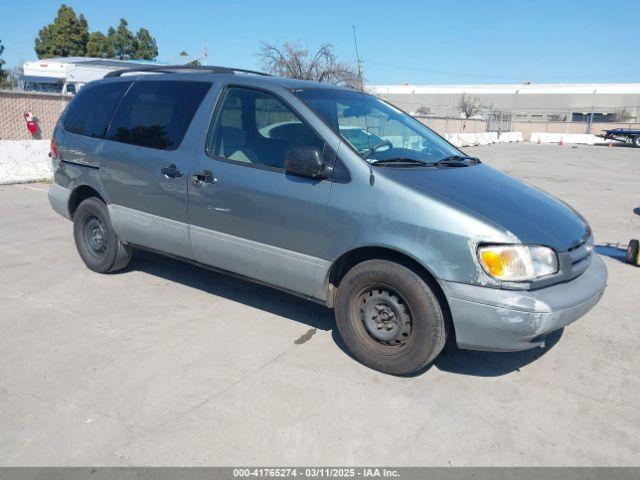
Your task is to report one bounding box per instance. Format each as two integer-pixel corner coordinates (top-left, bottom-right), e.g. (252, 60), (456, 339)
(104, 64), (270, 78)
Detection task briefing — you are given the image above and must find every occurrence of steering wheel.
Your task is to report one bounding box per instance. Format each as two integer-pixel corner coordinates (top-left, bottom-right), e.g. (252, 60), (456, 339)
(365, 139), (394, 158)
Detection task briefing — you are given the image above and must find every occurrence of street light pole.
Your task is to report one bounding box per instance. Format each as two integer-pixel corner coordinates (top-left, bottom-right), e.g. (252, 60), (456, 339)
(587, 89), (597, 134)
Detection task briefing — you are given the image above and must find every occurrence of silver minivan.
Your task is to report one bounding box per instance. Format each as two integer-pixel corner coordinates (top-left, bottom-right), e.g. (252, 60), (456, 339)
(48, 65), (607, 375)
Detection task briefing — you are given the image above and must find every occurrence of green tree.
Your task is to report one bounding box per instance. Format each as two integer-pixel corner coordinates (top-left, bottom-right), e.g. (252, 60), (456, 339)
(34, 4), (89, 58)
(133, 28), (158, 60)
(87, 32), (114, 58)
(0, 40), (8, 85)
(108, 19), (137, 60)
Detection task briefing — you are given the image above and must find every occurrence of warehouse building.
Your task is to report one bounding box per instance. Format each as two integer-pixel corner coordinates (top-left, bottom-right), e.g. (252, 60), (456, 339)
(369, 83), (640, 123)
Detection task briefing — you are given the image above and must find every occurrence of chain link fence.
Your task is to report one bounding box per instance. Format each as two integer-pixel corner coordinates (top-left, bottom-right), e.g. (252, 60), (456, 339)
(1, 88), (639, 142)
(411, 104), (640, 140)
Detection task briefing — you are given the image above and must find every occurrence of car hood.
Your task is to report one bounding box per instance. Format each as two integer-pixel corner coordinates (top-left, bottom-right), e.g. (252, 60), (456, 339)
(381, 163), (589, 252)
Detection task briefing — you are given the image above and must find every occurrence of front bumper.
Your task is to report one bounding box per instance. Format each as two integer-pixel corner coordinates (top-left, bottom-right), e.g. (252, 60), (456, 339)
(441, 254), (608, 351)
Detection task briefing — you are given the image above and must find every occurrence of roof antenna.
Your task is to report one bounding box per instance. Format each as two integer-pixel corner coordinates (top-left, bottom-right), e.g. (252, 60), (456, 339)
(352, 25), (364, 92)
(353, 25), (374, 186)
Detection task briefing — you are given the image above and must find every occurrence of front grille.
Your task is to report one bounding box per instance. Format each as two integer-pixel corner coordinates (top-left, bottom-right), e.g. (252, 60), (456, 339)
(566, 235), (593, 277)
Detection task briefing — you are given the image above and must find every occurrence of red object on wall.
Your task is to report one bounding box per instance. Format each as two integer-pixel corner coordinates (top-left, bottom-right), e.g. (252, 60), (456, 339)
(24, 111), (38, 136)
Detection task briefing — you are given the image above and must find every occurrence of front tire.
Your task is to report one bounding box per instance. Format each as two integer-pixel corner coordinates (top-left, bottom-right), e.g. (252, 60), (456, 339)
(73, 197), (132, 273)
(335, 260), (448, 375)
(633, 136), (640, 148)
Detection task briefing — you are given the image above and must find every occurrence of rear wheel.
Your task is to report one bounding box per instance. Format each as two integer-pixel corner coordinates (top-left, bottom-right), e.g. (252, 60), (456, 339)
(627, 239), (639, 266)
(633, 136), (640, 148)
(73, 197), (132, 273)
(335, 259), (448, 375)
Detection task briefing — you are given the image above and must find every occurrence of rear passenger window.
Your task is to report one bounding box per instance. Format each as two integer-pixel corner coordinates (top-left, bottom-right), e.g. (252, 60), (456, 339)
(63, 81), (131, 138)
(107, 81), (211, 151)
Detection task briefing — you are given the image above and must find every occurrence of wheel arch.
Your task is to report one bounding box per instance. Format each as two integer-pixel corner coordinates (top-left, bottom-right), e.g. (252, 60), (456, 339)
(325, 246), (453, 334)
(325, 245), (455, 345)
(68, 185), (106, 219)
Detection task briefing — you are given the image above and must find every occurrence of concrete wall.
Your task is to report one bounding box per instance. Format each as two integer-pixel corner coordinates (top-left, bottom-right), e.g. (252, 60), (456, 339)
(0, 140), (52, 184)
(0, 90), (71, 140)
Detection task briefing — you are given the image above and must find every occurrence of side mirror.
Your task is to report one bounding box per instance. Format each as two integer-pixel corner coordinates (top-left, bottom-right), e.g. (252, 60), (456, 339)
(284, 146), (330, 179)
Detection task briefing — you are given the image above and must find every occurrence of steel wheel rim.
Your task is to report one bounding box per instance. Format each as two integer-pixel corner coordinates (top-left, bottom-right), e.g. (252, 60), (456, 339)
(83, 215), (107, 257)
(353, 284), (414, 354)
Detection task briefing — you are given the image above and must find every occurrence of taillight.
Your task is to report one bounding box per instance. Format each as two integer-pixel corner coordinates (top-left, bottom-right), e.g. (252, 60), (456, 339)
(50, 137), (58, 159)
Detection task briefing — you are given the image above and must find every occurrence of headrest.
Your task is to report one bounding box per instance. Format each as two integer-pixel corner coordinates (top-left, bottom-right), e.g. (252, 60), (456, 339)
(219, 126), (246, 148)
(268, 122), (316, 145)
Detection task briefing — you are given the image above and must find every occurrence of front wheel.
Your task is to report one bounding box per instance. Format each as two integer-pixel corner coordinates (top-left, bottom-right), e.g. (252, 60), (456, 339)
(73, 197), (132, 273)
(633, 136), (640, 148)
(335, 260), (448, 375)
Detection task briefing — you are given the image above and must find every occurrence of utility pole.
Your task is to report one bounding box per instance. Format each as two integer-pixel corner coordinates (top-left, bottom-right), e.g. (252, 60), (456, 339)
(203, 42), (208, 66)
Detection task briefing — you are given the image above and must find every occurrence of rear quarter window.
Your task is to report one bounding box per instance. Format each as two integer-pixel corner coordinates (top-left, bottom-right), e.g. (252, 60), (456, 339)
(106, 80), (211, 151)
(62, 81), (132, 138)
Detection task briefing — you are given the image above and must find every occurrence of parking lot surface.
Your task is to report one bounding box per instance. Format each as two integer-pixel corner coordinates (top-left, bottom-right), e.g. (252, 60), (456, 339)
(1, 143), (639, 466)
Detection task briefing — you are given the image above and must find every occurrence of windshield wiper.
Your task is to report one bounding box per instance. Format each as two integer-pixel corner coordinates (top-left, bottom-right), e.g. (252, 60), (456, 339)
(369, 157), (432, 166)
(435, 155), (481, 165)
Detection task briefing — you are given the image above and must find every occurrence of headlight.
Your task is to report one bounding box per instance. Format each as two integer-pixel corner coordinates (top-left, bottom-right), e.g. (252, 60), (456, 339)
(477, 244), (558, 281)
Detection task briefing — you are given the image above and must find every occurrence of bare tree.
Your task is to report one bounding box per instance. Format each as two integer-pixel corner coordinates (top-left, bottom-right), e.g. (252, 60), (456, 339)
(414, 105), (431, 117)
(614, 108), (633, 122)
(258, 41), (363, 89)
(458, 93), (483, 119)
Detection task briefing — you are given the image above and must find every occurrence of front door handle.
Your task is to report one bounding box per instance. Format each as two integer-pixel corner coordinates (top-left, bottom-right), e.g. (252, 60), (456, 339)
(192, 170), (216, 186)
(161, 164), (183, 179)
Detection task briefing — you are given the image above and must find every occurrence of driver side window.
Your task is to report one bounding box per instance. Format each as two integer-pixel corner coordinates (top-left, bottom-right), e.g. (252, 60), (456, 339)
(208, 87), (324, 170)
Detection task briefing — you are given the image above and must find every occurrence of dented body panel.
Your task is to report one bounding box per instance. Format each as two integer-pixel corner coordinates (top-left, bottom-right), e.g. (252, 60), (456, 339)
(442, 254), (607, 351)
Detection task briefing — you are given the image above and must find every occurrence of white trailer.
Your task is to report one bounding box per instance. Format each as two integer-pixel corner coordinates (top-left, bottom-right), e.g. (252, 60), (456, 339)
(19, 57), (159, 95)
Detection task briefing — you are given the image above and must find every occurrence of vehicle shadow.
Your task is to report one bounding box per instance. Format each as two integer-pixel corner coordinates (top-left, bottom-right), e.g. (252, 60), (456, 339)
(592, 142), (635, 148)
(595, 243), (628, 264)
(128, 250), (335, 331)
(128, 250), (564, 378)
(433, 329), (563, 377)
(330, 327), (563, 378)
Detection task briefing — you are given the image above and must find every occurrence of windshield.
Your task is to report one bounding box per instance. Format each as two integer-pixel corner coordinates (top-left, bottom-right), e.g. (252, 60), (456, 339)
(293, 88), (462, 164)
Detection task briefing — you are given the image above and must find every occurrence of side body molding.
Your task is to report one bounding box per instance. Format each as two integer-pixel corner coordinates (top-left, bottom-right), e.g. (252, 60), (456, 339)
(190, 224), (331, 299)
(108, 204), (192, 260)
(108, 204), (331, 300)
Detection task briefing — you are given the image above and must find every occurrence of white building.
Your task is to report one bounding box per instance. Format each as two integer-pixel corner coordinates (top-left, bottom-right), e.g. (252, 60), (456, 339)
(369, 83), (640, 122)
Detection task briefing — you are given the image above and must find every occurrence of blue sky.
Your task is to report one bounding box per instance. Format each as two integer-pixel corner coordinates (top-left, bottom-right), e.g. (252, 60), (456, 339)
(1, 0), (638, 84)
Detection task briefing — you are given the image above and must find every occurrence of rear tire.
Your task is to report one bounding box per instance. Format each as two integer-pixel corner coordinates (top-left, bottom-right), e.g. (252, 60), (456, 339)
(335, 259), (448, 375)
(627, 239), (639, 266)
(633, 136), (640, 148)
(73, 197), (132, 273)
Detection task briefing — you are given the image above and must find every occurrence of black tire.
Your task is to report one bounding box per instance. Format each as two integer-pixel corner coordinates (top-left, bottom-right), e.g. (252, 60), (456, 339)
(633, 136), (640, 148)
(73, 197), (132, 273)
(335, 259), (448, 375)
(627, 239), (639, 266)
